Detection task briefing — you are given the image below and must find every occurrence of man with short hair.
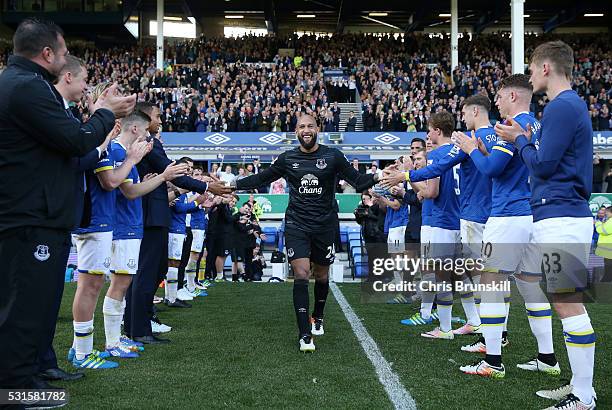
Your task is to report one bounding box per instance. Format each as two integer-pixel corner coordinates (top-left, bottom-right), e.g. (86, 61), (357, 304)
(123, 102), (230, 344)
(496, 41), (597, 410)
(37, 54), (109, 383)
(0, 18), (134, 389)
(397, 111), (463, 339)
(103, 113), (188, 354)
(410, 138), (426, 159)
(70, 112), (185, 368)
(346, 111), (357, 131)
(234, 114), (378, 352)
(456, 75), (559, 380)
(217, 164), (237, 186)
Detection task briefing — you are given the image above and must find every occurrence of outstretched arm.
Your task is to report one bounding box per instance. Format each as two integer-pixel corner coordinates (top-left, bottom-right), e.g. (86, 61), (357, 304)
(236, 154), (286, 190)
(408, 147), (465, 182)
(335, 150), (377, 191)
(119, 162), (189, 200)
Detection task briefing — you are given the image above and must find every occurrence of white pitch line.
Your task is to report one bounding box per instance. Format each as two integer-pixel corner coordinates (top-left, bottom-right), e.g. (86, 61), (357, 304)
(330, 282), (417, 410)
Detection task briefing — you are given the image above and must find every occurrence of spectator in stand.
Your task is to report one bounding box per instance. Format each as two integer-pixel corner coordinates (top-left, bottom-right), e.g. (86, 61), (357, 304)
(323, 111), (335, 132)
(600, 105), (611, 131)
(332, 102), (341, 131)
(593, 153), (604, 192)
(363, 106), (375, 131)
(606, 168), (612, 193)
(12, 32), (605, 138)
(236, 167), (248, 193)
(209, 163), (220, 180)
(217, 164), (237, 186)
(367, 161), (383, 178)
(270, 177), (287, 194)
(195, 112), (208, 132)
(346, 111), (357, 131)
(271, 114), (282, 132)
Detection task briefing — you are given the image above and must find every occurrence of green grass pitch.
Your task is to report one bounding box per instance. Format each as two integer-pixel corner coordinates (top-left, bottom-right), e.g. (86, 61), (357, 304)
(51, 282), (610, 409)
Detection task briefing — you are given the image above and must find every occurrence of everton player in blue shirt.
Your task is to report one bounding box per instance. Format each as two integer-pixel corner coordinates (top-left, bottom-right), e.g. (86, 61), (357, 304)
(384, 103), (497, 337)
(70, 112), (186, 368)
(496, 41), (596, 410)
(455, 75), (559, 380)
(383, 111), (462, 339)
(104, 114), (188, 357)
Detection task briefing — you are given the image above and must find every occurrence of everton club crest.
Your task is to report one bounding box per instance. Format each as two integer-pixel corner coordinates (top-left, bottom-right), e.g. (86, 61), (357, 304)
(316, 158), (327, 169)
(34, 245), (50, 262)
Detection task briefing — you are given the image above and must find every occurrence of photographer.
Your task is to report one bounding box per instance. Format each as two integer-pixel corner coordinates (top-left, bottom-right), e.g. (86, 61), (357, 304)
(251, 246), (267, 282)
(206, 194), (236, 281)
(354, 192), (385, 244)
(230, 201), (254, 281)
(237, 203), (264, 281)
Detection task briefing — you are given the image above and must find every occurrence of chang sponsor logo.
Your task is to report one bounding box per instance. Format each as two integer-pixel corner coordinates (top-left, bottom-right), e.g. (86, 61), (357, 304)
(299, 174), (323, 195)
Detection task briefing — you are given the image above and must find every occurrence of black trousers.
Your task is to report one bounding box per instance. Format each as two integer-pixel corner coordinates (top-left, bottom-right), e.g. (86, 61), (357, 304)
(204, 237), (217, 280)
(125, 227), (168, 338)
(36, 268), (66, 373)
(177, 228), (193, 290)
(243, 247), (255, 279)
(0, 227), (70, 388)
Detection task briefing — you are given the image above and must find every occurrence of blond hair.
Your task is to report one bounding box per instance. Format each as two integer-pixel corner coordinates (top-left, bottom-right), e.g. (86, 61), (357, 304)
(90, 82), (112, 104)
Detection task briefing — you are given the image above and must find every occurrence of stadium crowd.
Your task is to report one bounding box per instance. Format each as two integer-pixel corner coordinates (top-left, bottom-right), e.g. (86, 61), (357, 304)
(0, 18), (607, 410)
(1, 32), (609, 133)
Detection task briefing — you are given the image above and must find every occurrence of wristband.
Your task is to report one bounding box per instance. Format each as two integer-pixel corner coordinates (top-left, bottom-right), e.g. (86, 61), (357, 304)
(173, 188), (181, 198)
(404, 171), (410, 182)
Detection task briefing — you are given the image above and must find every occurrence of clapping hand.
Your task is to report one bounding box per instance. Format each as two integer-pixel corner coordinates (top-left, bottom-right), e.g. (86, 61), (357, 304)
(494, 118), (531, 144)
(92, 83), (137, 119)
(453, 131), (478, 155)
(126, 137), (152, 164)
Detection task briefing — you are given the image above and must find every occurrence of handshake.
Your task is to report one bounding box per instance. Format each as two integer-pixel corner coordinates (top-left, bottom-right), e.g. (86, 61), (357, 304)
(206, 180), (235, 196)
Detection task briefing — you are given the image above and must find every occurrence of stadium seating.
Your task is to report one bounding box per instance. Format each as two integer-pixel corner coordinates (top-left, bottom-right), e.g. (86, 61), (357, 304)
(261, 226), (278, 250)
(4, 34), (606, 134)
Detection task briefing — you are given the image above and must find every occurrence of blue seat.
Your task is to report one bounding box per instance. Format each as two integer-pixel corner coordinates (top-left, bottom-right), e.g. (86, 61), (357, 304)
(353, 253), (368, 263)
(340, 228), (349, 245)
(348, 232), (361, 241)
(261, 226), (278, 250)
(354, 264), (369, 277)
(349, 239), (361, 255)
(352, 253), (369, 278)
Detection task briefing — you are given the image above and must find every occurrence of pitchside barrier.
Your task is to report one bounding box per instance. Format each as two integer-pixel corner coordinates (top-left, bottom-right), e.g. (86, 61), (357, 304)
(159, 130), (612, 158)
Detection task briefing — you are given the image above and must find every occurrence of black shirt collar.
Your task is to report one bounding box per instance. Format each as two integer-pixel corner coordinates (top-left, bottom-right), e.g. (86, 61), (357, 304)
(8, 55), (55, 82)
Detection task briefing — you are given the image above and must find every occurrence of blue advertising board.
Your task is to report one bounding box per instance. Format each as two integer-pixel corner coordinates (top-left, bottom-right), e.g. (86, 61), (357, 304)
(160, 131), (611, 158)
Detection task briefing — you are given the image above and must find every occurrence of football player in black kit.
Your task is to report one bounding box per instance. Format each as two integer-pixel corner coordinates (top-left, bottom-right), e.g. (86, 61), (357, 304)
(234, 114), (379, 352)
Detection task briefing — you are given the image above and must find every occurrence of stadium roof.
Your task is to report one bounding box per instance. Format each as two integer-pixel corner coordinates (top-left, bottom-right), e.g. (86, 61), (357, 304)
(176, 0), (611, 33)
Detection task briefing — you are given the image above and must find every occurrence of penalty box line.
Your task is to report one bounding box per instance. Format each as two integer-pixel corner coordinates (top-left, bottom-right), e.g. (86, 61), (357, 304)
(329, 283), (417, 410)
